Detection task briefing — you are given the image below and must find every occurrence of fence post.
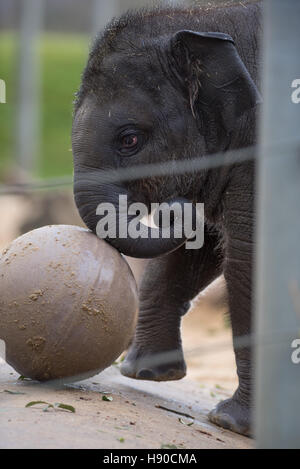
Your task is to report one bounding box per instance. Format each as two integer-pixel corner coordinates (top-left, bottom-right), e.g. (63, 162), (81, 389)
(92, 0), (121, 39)
(255, 0), (300, 448)
(17, 0), (44, 175)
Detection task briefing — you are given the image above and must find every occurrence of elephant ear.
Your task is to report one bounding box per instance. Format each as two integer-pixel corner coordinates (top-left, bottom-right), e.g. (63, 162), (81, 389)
(169, 30), (262, 151)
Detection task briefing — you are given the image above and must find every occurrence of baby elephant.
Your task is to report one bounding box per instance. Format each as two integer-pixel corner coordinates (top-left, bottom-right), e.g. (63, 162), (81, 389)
(72, 0), (262, 437)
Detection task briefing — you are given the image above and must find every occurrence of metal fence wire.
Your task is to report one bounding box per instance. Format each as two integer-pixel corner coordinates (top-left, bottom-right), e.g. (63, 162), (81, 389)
(0, 139), (299, 195)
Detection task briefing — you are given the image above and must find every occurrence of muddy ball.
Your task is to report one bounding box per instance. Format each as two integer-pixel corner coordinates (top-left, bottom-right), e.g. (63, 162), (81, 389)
(0, 225), (138, 382)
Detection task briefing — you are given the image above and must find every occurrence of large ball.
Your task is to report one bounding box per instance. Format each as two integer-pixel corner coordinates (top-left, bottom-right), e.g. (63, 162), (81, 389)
(0, 225), (138, 382)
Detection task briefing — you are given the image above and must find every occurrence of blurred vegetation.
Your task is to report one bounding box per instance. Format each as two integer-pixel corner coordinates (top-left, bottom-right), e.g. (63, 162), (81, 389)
(0, 33), (16, 177)
(0, 32), (90, 180)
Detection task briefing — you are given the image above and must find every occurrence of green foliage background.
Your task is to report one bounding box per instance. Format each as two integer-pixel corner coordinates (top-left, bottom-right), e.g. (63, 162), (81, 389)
(0, 32), (89, 180)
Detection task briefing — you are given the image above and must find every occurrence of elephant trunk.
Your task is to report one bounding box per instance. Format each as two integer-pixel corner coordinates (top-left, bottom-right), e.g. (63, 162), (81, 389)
(74, 172), (197, 259)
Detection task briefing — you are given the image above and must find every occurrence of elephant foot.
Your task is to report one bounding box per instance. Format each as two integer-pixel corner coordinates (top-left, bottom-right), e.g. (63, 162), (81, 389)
(120, 343), (186, 381)
(208, 395), (252, 437)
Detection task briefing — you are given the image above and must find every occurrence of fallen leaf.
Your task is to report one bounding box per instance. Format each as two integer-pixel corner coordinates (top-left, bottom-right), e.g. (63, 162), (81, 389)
(17, 375), (30, 381)
(26, 401), (75, 413)
(102, 395), (113, 402)
(197, 429), (213, 437)
(178, 417), (194, 427)
(54, 403), (75, 413)
(26, 401), (52, 408)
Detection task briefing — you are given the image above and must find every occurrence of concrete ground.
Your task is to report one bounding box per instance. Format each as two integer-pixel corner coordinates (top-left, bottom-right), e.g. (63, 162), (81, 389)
(0, 359), (252, 449)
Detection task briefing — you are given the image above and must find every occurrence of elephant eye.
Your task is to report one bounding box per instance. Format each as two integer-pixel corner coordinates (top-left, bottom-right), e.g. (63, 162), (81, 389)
(117, 129), (145, 156)
(121, 134), (138, 149)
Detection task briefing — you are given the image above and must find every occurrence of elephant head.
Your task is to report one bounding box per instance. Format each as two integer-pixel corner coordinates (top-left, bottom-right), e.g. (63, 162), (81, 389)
(72, 23), (260, 258)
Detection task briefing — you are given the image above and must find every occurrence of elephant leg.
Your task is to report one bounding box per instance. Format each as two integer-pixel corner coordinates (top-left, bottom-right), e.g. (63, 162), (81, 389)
(121, 226), (223, 381)
(209, 227), (253, 437)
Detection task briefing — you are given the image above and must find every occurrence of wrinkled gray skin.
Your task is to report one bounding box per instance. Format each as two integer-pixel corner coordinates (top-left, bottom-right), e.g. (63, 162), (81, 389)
(72, 0), (262, 437)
